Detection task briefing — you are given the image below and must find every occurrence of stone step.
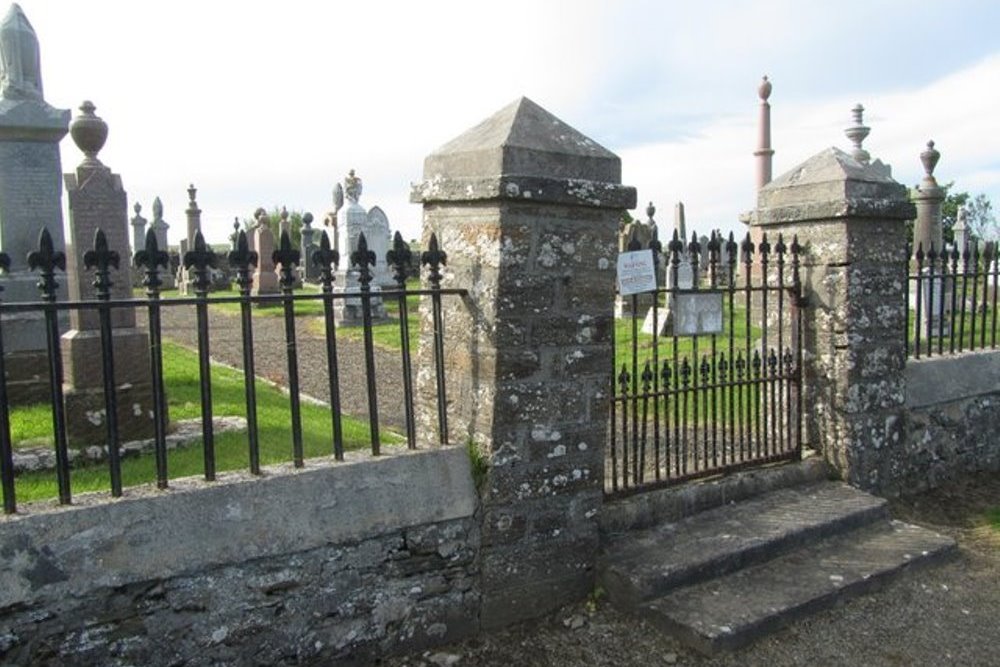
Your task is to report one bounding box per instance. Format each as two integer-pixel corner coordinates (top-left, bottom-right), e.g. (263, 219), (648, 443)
(600, 481), (889, 608)
(642, 519), (956, 654)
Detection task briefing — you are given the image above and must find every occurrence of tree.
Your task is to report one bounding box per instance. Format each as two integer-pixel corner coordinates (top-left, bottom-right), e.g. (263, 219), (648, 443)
(907, 182), (996, 247)
(230, 207), (307, 248)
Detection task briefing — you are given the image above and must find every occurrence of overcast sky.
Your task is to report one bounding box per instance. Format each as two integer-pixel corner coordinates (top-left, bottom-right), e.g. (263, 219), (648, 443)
(16, 0), (1000, 246)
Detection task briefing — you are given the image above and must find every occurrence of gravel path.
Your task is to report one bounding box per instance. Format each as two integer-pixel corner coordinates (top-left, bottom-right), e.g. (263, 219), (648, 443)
(382, 472), (1000, 667)
(158, 303), (408, 430)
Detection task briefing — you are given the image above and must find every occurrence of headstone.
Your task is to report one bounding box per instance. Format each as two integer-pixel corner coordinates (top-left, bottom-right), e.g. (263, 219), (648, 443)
(176, 184), (201, 294)
(367, 205), (393, 288)
(0, 4), (70, 403)
(333, 169), (386, 324)
(300, 212), (320, 282)
(251, 213), (279, 296)
(148, 196), (174, 288)
(129, 202), (146, 257)
(60, 100), (157, 444)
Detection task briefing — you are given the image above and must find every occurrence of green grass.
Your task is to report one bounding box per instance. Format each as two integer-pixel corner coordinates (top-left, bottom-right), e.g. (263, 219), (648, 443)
(986, 507), (1000, 532)
(307, 280), (421, 352)
(614, 301), (766, 373)
(10, 340), (401, 503)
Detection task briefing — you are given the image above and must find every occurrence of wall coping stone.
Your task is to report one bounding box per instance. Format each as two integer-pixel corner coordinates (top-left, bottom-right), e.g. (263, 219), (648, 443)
(410, 174), (636, 209)
(905, 350), (1000, 409)
(0, 446), (475, 609)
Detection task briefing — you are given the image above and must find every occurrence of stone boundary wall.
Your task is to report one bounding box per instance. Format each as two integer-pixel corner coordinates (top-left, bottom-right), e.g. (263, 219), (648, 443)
(893, 351), (1000, 495)
(0, 447), (480, 665)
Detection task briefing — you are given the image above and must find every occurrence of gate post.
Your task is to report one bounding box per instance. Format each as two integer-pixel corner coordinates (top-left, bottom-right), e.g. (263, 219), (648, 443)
(412, 97), (635, 627)
(749, 147), (915, 491)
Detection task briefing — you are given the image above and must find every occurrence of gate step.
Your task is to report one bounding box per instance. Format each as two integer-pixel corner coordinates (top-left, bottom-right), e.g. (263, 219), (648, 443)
(642, 520), (955, 654)
(598, 480), (956, 653)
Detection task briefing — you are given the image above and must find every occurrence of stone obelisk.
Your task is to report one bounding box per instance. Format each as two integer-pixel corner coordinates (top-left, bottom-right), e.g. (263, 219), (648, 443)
(0, 4), (70, 402)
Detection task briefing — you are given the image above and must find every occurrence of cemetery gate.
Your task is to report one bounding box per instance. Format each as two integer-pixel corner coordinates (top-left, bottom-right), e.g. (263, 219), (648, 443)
(607, 230), (803, 497)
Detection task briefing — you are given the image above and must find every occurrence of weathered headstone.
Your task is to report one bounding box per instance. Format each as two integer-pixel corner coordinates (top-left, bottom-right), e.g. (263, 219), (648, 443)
(0, 4), (70, 403)
(129, 202), (146, 257)
(300, 212), (320, 282)
(61, 100), (156, 444)
(367, 205), (394, 288)
(251, 212), (279, 296)
(147, 196), (174, 288)
(176, 184), (201, 295)
(333, 169), (386, 323)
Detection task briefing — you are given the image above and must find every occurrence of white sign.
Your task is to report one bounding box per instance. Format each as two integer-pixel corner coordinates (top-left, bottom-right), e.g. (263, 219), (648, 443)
(617, 250), (657, 296)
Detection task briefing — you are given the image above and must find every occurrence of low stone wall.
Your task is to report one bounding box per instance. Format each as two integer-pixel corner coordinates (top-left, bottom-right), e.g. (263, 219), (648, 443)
(890, 351), (1000, 495)
(0, 447), (479, 666)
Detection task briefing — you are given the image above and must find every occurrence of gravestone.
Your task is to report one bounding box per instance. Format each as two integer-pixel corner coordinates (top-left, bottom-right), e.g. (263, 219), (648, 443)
(129, 202), (146, 257)
(147, 196), (173, 288)
(300, 212), (320, 282)
(0, 4), (70, 403)
(332, 169), (386, 324)
(367, 205), (394, 288)
(251, 211), (279, 296)
(176, 184), (201, 295)
(61, 101), (156, 444)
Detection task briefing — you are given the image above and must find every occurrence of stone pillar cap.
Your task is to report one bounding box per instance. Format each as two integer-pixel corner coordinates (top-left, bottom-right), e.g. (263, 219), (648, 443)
(412, 96), (635, 209)
(754, 147), (914, 224)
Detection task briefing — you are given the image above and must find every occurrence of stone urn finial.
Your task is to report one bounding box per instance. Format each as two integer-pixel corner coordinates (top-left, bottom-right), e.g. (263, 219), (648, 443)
(844, 103), (871, 165)
(920, 140), (940, 183)
(134, 202), (142, 215)
(646, 201), (656, 221)
(758, 75), (772, 101)
(69, 100), (108, 165)
(187, 183), (197, 205)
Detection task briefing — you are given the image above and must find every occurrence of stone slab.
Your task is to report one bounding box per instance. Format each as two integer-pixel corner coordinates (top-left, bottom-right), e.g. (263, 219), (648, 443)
(599, 481), (889, 607)
(643, 520), (955, 653)
(905, 350), (1000, 409)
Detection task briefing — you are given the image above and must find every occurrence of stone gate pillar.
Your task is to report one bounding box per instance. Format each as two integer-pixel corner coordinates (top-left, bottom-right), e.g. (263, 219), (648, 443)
(412, 97), (635, 627)
(750, 147), (915, 491)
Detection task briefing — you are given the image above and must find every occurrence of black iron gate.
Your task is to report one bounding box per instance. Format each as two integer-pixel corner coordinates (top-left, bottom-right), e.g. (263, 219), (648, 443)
(607, 229), (803, 497)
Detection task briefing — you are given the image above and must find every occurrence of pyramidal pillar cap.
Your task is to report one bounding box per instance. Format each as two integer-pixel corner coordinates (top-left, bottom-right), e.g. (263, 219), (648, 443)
(411, 97), (635, 210)
(752, 146), (914, 225)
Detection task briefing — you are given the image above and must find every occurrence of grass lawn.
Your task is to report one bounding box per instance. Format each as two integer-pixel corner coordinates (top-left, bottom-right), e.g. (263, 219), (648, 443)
(9, 340), (401, 503)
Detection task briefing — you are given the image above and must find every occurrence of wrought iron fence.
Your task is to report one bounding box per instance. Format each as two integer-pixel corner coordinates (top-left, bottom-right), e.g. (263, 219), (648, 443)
(608, 229), (803, 497)
(907, 241), (999, 359)
(0, 226), (464, 514)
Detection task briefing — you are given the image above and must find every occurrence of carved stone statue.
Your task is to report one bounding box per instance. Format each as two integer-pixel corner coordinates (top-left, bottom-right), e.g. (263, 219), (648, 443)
(0, 4), (43, 101)
(344, 168), (362, 204)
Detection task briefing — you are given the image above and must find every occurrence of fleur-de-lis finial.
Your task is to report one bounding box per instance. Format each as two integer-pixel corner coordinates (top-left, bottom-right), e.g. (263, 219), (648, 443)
(273, 230), (301, 290)
(83, 228), (120, 298)
(228, 230), (258, 291)
(183, 231), (217, 294)
(351, 232), (376, 288)
(134, 228), (170, 292)
(27, 227), (66, 300)
(312, 230), (339, 285)
(386, 231), (412, 287)
(421, 233), (447, 286)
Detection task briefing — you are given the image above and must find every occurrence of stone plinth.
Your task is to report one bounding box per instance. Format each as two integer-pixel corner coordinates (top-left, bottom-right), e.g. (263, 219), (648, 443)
(749, 146), (915, 492)
(412, 97), (636, 628)
(60, 101), (155, 445)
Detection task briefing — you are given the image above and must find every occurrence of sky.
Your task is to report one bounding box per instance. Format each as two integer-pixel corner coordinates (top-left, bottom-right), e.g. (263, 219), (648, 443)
(14, 0), (1000, 247)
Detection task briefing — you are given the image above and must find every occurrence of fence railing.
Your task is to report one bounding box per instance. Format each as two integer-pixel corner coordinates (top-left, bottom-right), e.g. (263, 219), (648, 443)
(907, 241), (999, 359)
(608, 229), (803, 497)
(0, 227), (464, 514)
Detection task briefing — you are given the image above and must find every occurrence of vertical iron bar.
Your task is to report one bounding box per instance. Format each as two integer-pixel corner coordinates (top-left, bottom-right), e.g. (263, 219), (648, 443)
(949, 246), (959, 354)
(913, 245), (924, 359)
(979, 243), (989, 349)
(991, 246), (999, 348)
(708, 232), (719, 469)
(938, 248), (947, 356)
(959, 244), (970, 352)
(640, 362), (651, 484)
(353, 232), (381, 455)
(926, 245), (937, 357)
(669, 230), (683, 478)
(422, 234), (449, 445)
(0, 252), (15, 513)
(274, 231), (304, 466)
(776, 235), (786, 454)
(388, 232), (417, 449)
(619, 366), (630, 491)
(661, 361), (671, 480)
(689, 233), (701, 472)
(610, 294), (618, 492)
(727, 233), (737, 465)
(313, 233), (345, 460)
(228, 231), (261, 473)
(649, 228), (662, 481)
(183, 232), (217, 480)
(28, 229), (71, 503)
(85, 229), (123, 497)
(792, 236), (804, 460)
(630, 292), (639, 484)
(135, 230), (170, 488)
(742, 234), (753, 460)
(758, 234), (770, 457)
